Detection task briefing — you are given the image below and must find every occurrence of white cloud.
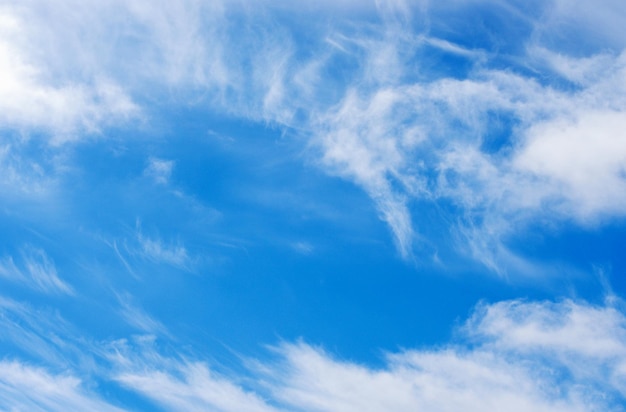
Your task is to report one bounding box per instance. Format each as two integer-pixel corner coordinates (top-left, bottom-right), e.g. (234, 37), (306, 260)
(3, 0), (626, 268)
(119, 220), (194, 271)
(0, 0), (227, 138)
(258, 299), (626, 411)
(313, 87), (426, 257)
(514, 110), (626, 221)
(468, 299), (626, 393)
(137, 232), (190, 269)
(0, 361), (124, 412)
(0, 296), (99, 372)
(109, 337), (280, 412)
(0, 144), (56, 198)
(116, 362), (279, 412)
(263, 345), (587, 412)
(117, 293), (169, 336)
(2, 0), (306, 127)
(100, 298), (626, 411)
(311, 42), (626, 266)
(475, 300), (626, 358)
(528, 47), (617, 86)
(0, 4), (138, 141)
(293, 0), (626, 267)
(0, 246), (73, 295)
(144, 157), (174, 185)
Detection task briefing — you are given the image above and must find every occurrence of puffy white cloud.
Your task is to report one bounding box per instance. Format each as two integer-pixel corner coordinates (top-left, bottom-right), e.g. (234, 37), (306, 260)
(514, 110), (626, 221)
(468, 299), (626, 395)
(0, 3), (138, 141)
(254, 300), (625, 412)
(263, 344), (588, 412)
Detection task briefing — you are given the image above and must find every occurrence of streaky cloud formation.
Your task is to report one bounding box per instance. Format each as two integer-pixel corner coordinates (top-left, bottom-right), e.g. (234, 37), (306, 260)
(92, 299), (626, 411)
(111, 338), (280, 412)
(8, 292), (623, 411)
(5, 295), (624, 411)
(0, 3), (137, 139)
(3, 0), (626, 265)
(0, 361), (124, 412)
(0, 245), (72, 295)
(1, 0), (626, 410)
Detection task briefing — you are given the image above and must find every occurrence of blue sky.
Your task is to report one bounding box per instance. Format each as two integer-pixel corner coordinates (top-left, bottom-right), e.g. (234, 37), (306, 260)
(2, 0), (626, 410)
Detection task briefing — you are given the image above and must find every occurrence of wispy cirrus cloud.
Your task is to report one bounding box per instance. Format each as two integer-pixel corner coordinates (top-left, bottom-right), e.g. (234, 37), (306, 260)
(116, 364), (279, 412)
(110, 337), (280, 412)
(3, 1), (626, 411)
(0, 143), (56, 199)
(109, 221), (194, 274)
(143, 157), (174, 185)
(0, 245), (72, 295)
(0, 361), (124, 412)
(0, 296), (95, 371)
(3, 0), (626, 271)
(306, 5), (626, 266)
(136, 231), (191, 270)
(117, 293), (169, 336)
(0, 3), (138, 141)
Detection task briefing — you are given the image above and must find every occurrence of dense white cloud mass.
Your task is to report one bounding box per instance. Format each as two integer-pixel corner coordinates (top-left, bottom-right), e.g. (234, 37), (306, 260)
(514, 110), (626, 220)
(0, 3), (137, 140)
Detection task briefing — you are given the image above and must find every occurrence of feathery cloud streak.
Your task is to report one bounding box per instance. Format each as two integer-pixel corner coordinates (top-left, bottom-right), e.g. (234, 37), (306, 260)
(0, 246), (72, 294)
(0, 361), (124, 412)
